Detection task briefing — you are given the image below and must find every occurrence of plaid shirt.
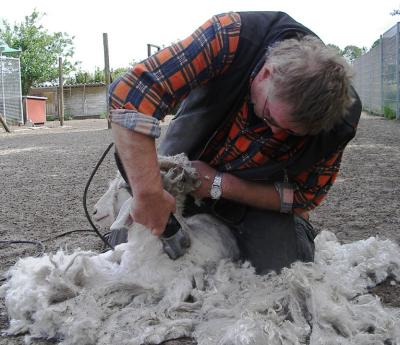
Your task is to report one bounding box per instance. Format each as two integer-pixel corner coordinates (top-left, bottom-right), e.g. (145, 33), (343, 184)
(109, 12), (344, 212)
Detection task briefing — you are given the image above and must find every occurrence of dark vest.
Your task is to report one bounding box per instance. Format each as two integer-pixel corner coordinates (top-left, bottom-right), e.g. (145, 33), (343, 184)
(159, 11), (362, 183)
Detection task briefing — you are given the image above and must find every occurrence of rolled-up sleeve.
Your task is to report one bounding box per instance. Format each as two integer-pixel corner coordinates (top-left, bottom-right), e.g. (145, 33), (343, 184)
(109, 12), (241, 138)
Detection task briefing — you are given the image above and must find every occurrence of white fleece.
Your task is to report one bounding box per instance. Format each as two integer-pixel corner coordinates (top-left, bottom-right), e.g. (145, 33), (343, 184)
(2, 154), (400, 345)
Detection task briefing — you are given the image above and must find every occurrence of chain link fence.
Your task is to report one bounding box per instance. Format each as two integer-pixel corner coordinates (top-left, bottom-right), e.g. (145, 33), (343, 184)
(0, 56), (23, 125)
(353, 23), (400, 119)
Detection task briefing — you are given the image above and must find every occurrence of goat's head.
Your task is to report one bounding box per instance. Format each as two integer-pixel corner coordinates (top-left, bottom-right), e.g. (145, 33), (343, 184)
(93, 174), (131, 228)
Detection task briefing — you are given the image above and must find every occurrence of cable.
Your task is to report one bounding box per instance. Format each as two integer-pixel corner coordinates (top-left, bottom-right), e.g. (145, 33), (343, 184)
(0, 240), (45, 256)
(0, 230), (107, 283)
(42, 229), (98, 242)
(0, 240), (46, 283)
(83, 142), (115, 250)
(0, 230), (100, 257)
(1, 143), (117, 283)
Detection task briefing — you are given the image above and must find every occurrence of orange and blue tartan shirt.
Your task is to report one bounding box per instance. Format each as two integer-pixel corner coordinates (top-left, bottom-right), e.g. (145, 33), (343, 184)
(109, 12), (344, 212)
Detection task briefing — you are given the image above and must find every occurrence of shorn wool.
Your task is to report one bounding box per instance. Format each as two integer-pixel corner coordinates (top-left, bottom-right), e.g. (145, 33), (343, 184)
(2, 154), (400, 345)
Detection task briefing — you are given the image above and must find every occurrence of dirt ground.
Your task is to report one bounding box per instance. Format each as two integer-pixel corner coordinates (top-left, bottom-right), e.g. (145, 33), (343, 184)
(0, 113), (399, 345)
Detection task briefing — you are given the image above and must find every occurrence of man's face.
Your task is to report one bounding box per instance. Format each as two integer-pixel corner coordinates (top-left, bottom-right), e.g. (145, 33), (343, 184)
(250, 65), (307, 136)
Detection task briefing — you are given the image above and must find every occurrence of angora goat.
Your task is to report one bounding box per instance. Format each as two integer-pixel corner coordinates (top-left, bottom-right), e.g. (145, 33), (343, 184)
(2, 154), (400, 345)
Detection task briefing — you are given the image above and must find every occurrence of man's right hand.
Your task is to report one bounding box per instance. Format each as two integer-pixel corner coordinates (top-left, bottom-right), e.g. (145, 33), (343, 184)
(131, 189), (176, 237)
(112, 123), (173, 237)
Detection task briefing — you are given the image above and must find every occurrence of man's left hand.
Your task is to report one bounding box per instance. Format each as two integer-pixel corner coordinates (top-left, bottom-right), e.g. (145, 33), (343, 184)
(190, 160), (218, 199)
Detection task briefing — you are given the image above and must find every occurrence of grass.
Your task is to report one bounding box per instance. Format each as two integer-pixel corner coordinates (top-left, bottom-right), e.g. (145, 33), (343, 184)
(383, 106), (397, 120)
(46, 114), (73, 121)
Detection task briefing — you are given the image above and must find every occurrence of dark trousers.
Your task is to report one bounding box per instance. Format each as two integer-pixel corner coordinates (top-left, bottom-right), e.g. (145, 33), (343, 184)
(185, 197), (316, 275)
(115, 151), (316, 275)
(229, 208), (315, 274)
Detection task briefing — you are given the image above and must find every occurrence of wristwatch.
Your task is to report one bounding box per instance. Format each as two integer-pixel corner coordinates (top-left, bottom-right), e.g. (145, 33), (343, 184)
(210, 172), (223, 200)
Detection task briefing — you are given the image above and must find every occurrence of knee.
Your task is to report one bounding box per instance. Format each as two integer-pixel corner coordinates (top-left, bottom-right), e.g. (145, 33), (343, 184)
(294, 215), (316, 262)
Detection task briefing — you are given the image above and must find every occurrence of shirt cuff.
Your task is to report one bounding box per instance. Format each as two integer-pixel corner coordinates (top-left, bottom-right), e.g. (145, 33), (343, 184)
(110, 109), (161, 138)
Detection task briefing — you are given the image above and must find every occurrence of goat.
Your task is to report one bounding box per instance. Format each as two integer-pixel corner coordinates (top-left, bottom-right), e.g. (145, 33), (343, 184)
(92, 172), (131, 229)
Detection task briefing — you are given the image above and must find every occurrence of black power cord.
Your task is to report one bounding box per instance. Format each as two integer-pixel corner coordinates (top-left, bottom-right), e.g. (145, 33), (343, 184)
(0, 240), (45, 256)
(0, 229), (103, 257)
(0, 230), (103, 283)
(0, 143), (116, 283)
(82, 142), (115, 251)
(1, 143), (116, 255)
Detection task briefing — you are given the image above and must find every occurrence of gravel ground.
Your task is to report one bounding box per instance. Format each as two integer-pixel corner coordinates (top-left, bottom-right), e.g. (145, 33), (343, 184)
(0, 114), (399, 345)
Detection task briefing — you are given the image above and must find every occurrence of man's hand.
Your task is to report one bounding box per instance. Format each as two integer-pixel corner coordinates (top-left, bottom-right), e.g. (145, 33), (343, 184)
(131, 190), (176, 237)
(191, 160), (282, 212)
(190, 160), (218, 199)
(112, 123), (174, 236)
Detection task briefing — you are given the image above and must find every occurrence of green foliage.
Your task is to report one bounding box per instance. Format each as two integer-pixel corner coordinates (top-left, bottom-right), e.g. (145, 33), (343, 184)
(46, 114), (73, 122)
(326, 43), (366, 61)
(111, 67), (130, 81)
(93, 67), (104, 83)
(371, 39), (380, 50)
(0, 10), (76, 95)
(383, 106), (397, 120)
(72, 71), (90, 84)
(326, 44), (342, 55)
(66, 66), (133, 85)
(67, 68), (102, 84)
(64, 113), (73, 121)
(46, 114), (57, 121)
(66, 67), (105, 84)
(342, 45), (363, 63)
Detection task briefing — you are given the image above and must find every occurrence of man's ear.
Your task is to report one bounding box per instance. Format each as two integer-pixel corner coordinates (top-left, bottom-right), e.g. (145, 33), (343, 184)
(259, 64), (271, 81)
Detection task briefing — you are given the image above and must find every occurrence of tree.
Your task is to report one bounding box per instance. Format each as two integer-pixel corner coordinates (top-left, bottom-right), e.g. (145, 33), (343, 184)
(66, 66), (128, 85)
(111, 67), (130, 81)
(0, 10), (76, 94)
(72, 70), (90, 84)
(326, 44), (342, 55)
(66, 62), (137, 85)
(371, 39), (380, 50)
(110, 60), (137, 81)
(342, 45), (363, 63)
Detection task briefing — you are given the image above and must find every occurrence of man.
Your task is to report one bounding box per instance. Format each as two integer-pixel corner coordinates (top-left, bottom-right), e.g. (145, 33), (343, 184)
(109, 11), (361, 274)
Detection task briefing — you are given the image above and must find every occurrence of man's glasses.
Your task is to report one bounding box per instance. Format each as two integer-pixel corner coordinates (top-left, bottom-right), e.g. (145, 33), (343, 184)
(261, 97), (305, 136)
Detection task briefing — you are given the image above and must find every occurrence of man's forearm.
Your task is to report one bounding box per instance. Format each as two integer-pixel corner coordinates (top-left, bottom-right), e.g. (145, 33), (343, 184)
(111, 123), (178, 235)
(222, 173), (281, 211)
(111, 123), (162, 198)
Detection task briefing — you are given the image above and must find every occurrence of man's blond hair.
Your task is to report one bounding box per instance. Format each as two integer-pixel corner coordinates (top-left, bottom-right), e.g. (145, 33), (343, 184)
(266, 36), (353, 135)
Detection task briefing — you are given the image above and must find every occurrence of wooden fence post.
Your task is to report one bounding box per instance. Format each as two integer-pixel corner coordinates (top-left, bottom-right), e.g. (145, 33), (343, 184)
(103, 33), (111, 129)
(0, 112), (11, 133)
(58, 57), (64, 126)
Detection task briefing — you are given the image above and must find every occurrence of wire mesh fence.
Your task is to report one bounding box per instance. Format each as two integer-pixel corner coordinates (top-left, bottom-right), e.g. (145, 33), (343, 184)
(0, 56), (23, 125)
(353, 22), (400, 119)
(382, 24), (398, 119)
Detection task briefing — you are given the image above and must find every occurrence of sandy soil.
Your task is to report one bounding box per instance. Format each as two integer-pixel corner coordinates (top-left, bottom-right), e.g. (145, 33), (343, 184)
(0, 114), (399, 345)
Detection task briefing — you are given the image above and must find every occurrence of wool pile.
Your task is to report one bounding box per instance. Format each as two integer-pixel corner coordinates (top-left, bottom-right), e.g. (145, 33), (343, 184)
(1, 154), (400, 345)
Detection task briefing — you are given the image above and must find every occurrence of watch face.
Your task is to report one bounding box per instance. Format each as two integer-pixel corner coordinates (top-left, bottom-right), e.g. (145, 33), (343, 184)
(210, 185), (222, 199)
